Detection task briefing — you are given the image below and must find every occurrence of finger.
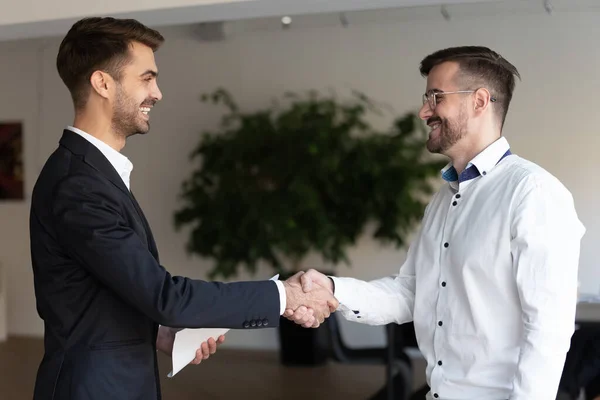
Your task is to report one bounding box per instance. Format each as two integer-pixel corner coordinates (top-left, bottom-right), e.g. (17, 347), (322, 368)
(207, 337), (217, 354)
(302, 314), (313, 325)
(289, 271), (305, 281)
(291, 309), (305, 321)
(217, 335), (226, 344)
(292, 313), (306, 324)
(297, 305), (308, 314)
(296, 311), (309, 325)
(300, 273), (312, 292)
(191, 348), (203, 364)
(299, 308), (314, 324)
(201, 341), (210, 359)
(328, 298), (339, 311)
(284, 309), (294, 317)
(292, 306), (308, 321)
(316, 312), (325, 324)
(302, 314), (315, 328)
(306, 319), (318, 328)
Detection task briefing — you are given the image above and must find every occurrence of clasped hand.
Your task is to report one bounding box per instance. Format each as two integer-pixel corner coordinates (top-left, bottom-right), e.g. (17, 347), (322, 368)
(283, 270), (338, 328)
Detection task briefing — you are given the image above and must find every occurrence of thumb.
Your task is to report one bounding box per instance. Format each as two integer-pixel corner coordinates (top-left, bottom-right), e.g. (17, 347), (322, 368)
(328, 297), (339, 311)
(289, 270), (304, 280)
(301, 273), (313, 292)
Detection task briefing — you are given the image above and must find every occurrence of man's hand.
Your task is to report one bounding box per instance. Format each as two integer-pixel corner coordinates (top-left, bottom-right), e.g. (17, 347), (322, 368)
(156, 326), (226, 365)
(189, 335), (226, 364)
(283, 270), (338, 328)
(299, 268), (334, 293)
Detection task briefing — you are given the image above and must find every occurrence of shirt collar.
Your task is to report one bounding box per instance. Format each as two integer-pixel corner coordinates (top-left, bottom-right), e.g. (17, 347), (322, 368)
(441, 136), (511, 185)
(66, 126), (133, 189)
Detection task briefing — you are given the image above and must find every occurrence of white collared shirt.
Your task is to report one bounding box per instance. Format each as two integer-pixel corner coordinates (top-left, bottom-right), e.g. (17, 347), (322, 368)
(67, 126), (133, 190)
(332, 137), (585, 400)
(66, 125), (288, 314)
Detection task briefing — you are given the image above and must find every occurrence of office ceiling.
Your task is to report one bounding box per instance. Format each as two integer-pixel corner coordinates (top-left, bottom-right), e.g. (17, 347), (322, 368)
(0, 0), (596, 42)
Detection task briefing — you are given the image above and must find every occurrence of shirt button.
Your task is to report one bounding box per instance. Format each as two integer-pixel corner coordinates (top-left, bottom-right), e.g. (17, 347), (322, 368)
(441, 281), (446, 287)
(452, 201), (457, 206)
(482, 171), (487, 175)
(438, 321), (443, 326)
(438, 360), (443, 366)
(434, 394), (439, 398)
(455, 194), (461, 199)
(443, 242), (449, 248)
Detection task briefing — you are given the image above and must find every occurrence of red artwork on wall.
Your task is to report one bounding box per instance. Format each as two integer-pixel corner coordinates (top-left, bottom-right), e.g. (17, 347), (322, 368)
(0, 122), (24, 200)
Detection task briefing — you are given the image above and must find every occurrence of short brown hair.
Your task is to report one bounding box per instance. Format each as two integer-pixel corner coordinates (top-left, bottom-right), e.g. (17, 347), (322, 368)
(419, 46), (520, 128)
(56, 17), (164, 109)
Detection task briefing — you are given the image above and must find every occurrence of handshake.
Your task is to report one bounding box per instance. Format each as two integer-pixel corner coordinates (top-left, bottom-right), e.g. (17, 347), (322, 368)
(282, 269), (338, 328)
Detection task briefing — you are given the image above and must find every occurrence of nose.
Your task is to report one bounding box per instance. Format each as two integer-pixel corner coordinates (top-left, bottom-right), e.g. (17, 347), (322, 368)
(418, 102), (433, 121)
(152, 81), (163, 102)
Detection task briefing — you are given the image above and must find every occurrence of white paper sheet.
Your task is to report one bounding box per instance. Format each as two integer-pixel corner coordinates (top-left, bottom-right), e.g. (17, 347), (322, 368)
(168, 327), (230, 377)
(167, 274), (280, 377)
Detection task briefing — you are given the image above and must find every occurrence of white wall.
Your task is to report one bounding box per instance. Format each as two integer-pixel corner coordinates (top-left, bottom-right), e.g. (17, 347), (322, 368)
(0, 39), (46, 337)
(0, 5), (599, 349)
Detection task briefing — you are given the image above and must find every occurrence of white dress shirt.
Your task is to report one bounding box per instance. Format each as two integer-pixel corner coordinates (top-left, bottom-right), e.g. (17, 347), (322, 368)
(67, 126), (134, 190)
(332, 137), (585, 400)
(66, 126), (287, 314)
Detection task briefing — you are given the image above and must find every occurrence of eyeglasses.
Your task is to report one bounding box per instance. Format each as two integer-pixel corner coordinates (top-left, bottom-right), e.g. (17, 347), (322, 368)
(422, 90), (497, 110)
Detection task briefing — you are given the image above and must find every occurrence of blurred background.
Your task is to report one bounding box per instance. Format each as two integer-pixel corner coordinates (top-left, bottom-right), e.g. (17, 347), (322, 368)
(0, 0), (599, 399)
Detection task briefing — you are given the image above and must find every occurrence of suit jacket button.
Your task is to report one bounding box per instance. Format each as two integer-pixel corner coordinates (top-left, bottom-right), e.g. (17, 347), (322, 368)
(251, 320), (257, 327)
(243, 321), (250, 328)
(262, 319), (269, 326)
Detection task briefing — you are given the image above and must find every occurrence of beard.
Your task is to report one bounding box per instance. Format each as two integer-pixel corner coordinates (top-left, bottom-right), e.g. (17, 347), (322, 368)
(426, 107), (468, 154)
(111, 85), (155, 139)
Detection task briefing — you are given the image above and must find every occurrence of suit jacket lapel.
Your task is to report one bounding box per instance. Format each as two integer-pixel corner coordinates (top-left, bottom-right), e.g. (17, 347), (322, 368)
(59, 130), (130, 196)
(59, 130), (159, 260)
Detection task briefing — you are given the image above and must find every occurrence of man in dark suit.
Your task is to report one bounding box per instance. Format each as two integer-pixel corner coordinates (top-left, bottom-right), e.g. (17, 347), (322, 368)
(29, 17), (338, 400)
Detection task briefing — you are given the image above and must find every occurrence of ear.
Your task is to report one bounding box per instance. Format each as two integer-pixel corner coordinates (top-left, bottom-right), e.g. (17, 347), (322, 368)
(473, 87), (492, 115)
(89, 70), (114, 100)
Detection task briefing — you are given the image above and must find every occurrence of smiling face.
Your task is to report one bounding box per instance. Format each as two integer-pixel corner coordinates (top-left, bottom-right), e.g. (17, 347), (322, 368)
(418, 61), (471, 155)
(111, 41), (163, 138)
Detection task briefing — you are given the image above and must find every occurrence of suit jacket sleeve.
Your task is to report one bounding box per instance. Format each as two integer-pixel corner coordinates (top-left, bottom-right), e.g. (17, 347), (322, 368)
(51, 174), (280, 329)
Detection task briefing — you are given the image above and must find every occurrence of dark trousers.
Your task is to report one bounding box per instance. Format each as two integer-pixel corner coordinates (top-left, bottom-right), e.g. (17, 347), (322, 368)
(559, 325), (600, 399)
(368, 376), (429, 400)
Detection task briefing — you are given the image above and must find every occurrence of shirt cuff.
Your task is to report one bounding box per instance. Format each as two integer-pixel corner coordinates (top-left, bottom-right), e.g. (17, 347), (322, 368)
(274, 280), (286, 315)
(329, 276), (351, 307)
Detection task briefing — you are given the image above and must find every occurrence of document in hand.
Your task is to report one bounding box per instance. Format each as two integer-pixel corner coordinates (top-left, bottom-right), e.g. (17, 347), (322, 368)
(167, 274), (280, 377)
(168, 327), (230, 377)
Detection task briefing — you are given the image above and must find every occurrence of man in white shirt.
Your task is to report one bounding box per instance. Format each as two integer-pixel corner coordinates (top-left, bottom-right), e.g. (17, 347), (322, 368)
(284, 46), (586, 399)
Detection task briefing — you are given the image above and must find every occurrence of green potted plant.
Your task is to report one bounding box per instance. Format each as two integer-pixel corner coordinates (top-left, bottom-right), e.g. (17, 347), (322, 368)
(173, 88), (445, 365)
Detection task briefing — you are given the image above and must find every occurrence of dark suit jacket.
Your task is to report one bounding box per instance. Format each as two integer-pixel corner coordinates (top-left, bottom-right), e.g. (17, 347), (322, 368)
(29, 130), (280, 400)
